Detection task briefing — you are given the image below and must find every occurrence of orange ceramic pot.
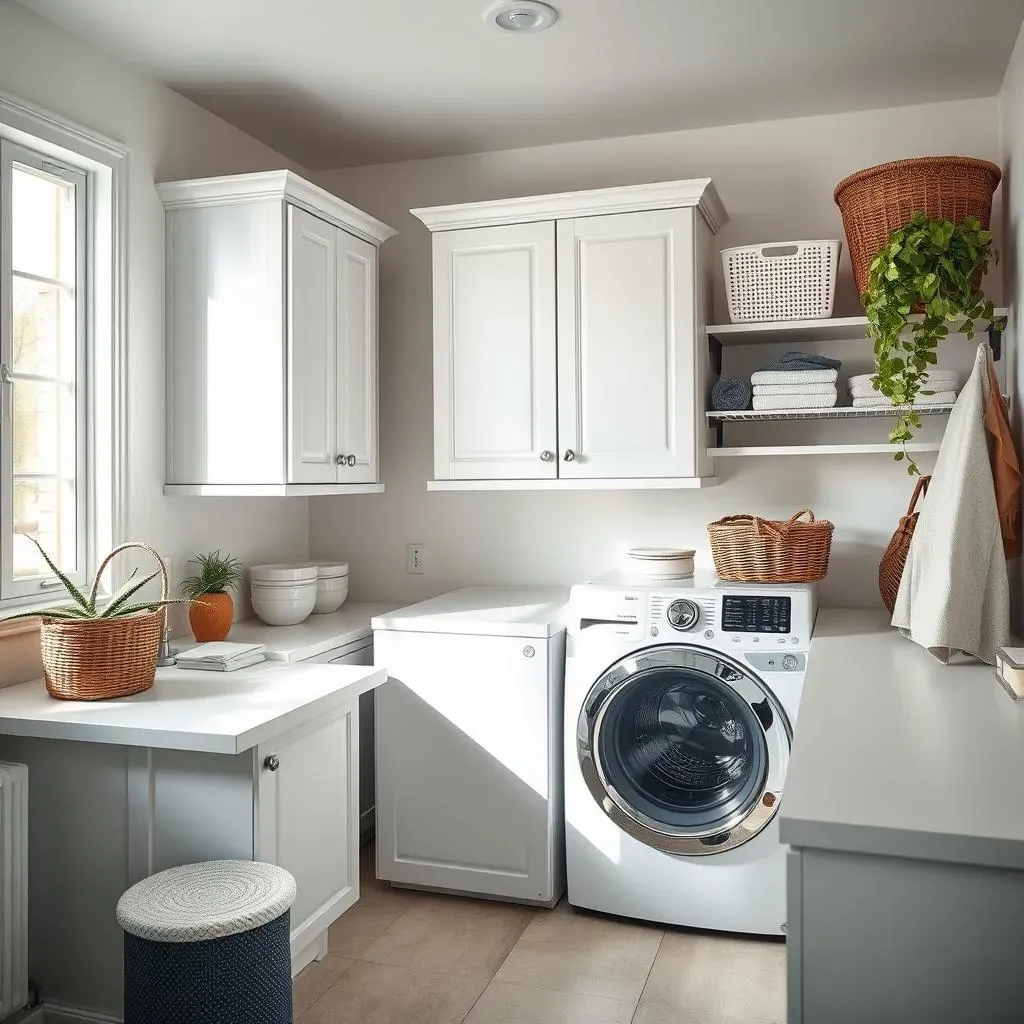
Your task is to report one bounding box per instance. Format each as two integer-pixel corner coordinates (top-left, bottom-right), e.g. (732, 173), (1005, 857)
(189, 592), (234, 642)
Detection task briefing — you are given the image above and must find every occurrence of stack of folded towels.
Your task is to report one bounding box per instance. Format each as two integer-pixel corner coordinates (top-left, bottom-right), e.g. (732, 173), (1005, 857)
(750, 352), (840, 411)
(847, 371), (960, 408)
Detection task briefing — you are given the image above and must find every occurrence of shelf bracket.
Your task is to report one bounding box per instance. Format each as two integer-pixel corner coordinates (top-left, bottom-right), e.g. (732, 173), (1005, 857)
(989, 316), (1007, 362)
(708, 337), (724, 448)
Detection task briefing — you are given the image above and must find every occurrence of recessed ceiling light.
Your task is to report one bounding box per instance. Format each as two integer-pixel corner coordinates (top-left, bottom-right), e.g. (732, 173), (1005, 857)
(486, 1), (559, 33)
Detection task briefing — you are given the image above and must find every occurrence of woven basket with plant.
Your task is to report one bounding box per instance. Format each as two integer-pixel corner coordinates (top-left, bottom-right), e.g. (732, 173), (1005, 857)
(2, 539), (187, 701)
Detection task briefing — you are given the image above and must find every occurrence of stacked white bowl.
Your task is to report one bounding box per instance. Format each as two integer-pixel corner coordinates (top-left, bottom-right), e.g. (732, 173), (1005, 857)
(249, 564), (319, 626)
(303, 560), (350, 614)
(624, 547), (696, 580)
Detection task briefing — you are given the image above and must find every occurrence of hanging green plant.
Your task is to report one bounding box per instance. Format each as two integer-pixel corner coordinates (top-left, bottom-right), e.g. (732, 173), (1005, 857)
(863, 211), (1002, 474)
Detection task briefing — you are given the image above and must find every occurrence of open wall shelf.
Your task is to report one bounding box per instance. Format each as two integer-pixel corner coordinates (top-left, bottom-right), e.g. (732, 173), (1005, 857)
(706, 404), (954, 423)
(708, 442), (941, 458)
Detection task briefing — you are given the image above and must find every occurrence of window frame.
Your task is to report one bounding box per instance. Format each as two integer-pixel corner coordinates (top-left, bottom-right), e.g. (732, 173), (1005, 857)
(0, 90), (128, 617)
(1, 140), (90, 601)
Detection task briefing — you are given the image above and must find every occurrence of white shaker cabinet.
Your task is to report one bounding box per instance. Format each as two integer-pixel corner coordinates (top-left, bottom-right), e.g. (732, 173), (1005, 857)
(159, 171), (394, 496)
(413, 179), (726, 490)
(432, 222), (557, 480)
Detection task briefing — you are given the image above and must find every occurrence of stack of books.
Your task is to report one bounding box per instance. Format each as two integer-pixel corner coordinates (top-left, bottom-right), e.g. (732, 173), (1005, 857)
(174, 642), (268, 672)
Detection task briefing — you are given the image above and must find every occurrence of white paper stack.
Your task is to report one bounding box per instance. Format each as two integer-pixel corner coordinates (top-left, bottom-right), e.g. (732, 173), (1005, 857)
(175, 642), (268, 672)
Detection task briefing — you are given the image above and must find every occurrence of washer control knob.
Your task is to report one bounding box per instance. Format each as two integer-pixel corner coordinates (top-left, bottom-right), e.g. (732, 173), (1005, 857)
(666, 599), (700, 631)
(782, 654), (799, 671)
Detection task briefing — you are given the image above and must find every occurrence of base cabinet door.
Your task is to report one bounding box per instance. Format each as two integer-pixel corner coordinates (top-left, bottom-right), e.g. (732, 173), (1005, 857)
(256, 706), (359, 968)
(556, 208), (698, 478)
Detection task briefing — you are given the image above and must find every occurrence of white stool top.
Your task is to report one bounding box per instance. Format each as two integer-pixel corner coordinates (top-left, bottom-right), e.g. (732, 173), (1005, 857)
(116, 860), (296, 943)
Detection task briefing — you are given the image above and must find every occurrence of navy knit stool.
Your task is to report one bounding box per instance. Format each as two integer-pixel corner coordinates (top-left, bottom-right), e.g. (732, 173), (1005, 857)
(116, 860), (297, 1024)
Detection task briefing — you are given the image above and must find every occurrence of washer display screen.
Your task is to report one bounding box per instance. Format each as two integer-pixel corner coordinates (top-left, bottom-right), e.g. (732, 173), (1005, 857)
(722, 596), (791, 634)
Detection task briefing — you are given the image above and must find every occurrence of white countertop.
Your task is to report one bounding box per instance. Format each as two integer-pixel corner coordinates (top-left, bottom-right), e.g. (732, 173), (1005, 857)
(224, 602), (398, 662)
(780, 609), (1024, 870)
(372, 586), (569, 638)
(0, 661), (386, 755)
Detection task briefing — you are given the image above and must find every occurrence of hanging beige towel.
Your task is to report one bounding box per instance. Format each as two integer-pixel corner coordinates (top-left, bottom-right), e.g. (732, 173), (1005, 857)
(891, 344), (1009, 665)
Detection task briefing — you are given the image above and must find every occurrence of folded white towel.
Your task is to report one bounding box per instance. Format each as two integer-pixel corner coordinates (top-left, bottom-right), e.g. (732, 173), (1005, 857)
(847, 372), (959, 392)
(753, 382), (838, 396)
(751, 368), (838, 386)
(176, 642), (268, 665)
(850, 381), (959, 400)
(851, 391), (957, 408)
(752, 390), (838, 411)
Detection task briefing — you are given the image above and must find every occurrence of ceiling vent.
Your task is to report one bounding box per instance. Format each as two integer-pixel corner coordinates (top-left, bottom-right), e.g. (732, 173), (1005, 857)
(486, 1), (559, 33)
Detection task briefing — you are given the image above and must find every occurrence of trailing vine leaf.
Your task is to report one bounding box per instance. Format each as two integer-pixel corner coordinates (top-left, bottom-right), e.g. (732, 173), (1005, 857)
(863, 212), (1002, 474)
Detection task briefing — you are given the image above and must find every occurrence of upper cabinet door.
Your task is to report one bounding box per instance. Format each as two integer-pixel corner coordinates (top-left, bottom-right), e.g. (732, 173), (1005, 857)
(288, 205), (338, 484)
(433, 223), (557, 480)
(557, 209), (697, 479)
(336, 229), (379, 485)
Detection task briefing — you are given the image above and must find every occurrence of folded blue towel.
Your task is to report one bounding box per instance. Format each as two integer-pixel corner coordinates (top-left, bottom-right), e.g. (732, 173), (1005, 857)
(712, 377), (751, 412)
(757, 350), (842, 372)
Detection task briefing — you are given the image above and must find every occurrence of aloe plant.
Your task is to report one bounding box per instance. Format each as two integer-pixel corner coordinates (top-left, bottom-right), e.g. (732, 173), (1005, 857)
(1, 536), (188, 622)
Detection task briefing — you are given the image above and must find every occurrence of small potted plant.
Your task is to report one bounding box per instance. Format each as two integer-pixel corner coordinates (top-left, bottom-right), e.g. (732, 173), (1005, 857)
(181, 551), (243, 642)
(1, 538), (185, 700)
(863, 212), (1002, 474)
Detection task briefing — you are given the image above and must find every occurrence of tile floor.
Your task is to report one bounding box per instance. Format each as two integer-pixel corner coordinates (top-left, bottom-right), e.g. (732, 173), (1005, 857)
(293, 846), (787, 1024)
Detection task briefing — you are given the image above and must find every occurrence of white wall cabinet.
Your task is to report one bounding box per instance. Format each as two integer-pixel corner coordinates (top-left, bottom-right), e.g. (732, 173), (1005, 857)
(159, 171), (394, 496)
(413, 179), (726, 490)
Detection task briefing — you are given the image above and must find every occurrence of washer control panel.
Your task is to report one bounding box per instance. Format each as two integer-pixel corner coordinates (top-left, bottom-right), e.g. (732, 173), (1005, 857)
(666, 598), (700, 631)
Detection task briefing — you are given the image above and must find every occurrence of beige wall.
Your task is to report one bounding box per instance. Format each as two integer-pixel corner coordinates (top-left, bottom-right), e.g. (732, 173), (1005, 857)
(311, 96), (1003, 610)
(0, 3), (313, 685)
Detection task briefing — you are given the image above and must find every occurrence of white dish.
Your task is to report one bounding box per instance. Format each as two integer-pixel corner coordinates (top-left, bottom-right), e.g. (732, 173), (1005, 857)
(296, 559), (350, 580)
(251, 581), (317, 598)
(312, 577), (350, 615)
(251, 585), (317, 626)
(625, 547), (695, 580)
(249, 563), (318, 583)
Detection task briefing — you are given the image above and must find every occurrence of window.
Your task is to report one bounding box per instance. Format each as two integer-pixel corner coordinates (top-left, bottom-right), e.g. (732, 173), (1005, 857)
(0, 91), (127, 614)
(1, 142), (88, 600)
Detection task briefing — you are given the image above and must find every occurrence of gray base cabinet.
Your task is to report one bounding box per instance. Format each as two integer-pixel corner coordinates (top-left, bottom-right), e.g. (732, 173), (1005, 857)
(787, 847), (1024, 1024)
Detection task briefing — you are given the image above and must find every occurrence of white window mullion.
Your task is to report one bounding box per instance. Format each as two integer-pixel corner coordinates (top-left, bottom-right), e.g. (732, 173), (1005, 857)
(1, 139), (89, 602)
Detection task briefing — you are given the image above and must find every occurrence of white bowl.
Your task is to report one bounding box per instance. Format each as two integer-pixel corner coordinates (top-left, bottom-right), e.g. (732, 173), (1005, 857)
(251, 583), (317, 626)
(251, 581), (317, 599)
(312, 577), (349, 615)
(250, 563), (318, 584)
(625, 547), (696, 580)
(297, 559), (350, 580)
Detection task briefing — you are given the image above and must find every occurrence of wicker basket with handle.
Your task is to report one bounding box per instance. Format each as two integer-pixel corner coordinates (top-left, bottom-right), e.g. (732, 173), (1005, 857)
(834, 156), (1001, 297)
(707, 509), (834, 583)
(878, 476), (930, 615)
(40, 542), (168, 701)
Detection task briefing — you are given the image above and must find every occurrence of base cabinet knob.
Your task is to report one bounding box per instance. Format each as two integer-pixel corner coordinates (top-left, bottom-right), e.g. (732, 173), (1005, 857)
(264, 755), (280, 772)
(563, 449), (576, 462)
(335, 454), (346, 466)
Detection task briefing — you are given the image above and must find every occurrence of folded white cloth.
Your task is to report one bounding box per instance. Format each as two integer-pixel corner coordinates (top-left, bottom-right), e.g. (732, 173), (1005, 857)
(753, 382), (838, 396)
(891, 344), (1009, 665)
(751, 368), (838, 386)
(849, 382), (959, 400)
(851, 391), (957, 408)
(752, 390), (838, 411)
(176, 642), (268, 665)
(847, 372), (959, 392)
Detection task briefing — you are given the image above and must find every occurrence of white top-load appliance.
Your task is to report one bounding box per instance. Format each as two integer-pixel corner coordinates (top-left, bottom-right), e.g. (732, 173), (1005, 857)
(564, 572), (817, 935)
(373, 587), (569, 906)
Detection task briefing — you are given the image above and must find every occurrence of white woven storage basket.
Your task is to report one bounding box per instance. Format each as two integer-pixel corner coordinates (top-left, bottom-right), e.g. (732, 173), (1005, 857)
(722, 239), (841, 323)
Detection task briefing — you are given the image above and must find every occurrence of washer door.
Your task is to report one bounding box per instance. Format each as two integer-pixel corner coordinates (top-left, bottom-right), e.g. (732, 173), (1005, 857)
(578, 645), (791, 856)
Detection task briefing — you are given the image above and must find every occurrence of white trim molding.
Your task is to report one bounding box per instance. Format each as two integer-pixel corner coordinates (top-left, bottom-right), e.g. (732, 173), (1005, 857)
(0, 89), (129, 606)
(155, 170), (396, 246)
(411, 178), (728, 233)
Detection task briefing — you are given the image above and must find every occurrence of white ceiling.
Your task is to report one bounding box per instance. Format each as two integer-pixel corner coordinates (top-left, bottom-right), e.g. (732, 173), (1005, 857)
(18, 0), (1024, 169)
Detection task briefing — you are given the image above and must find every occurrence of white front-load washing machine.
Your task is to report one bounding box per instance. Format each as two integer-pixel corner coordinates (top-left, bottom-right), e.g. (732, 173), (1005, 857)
(564, 574), (816, 936)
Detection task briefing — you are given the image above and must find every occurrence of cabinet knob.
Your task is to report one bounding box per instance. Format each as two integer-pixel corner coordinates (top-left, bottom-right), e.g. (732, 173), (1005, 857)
(336, 454), (346, 466)
(347, 455), (357, 467)
(264, 755), (280, 772)
(539, 450), (554, 462)
(563, 449), (576, 462)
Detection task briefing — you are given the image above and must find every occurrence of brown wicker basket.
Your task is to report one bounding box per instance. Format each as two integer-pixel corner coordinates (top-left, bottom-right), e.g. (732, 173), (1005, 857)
(834, 157), (1001, 296)
(879, 476), (929, 614)
(708, 509), (834, 583)
(40, 542), (168, 701)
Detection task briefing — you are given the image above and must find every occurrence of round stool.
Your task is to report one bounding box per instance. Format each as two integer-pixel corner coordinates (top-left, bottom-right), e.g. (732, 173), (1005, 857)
(116, 860), (297, 1024)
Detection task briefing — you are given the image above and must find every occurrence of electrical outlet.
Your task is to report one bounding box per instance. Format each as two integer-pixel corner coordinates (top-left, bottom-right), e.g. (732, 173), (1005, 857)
(407, 543), (426, 574)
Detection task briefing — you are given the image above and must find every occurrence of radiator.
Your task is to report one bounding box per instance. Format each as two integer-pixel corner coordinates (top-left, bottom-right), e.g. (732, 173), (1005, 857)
(0, 762), (28, 1017)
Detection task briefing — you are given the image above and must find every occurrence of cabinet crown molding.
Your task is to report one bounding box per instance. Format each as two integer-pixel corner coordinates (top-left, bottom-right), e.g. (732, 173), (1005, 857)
(411, 178), (727, 233)
(156, 169), (397, 246)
